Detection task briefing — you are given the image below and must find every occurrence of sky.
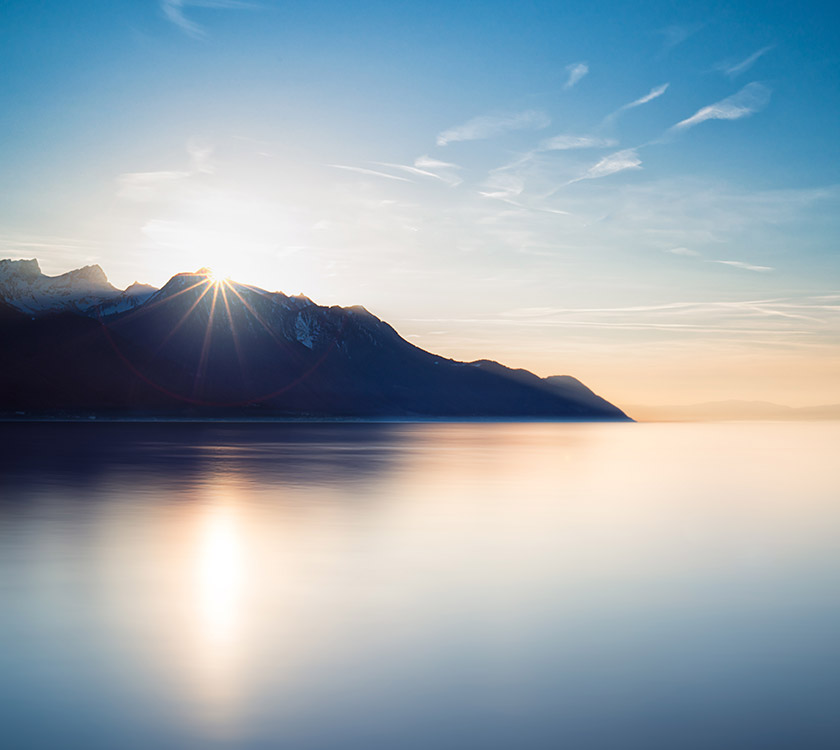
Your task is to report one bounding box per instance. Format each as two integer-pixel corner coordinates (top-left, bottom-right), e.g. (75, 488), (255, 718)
(1, 0), (838, 409)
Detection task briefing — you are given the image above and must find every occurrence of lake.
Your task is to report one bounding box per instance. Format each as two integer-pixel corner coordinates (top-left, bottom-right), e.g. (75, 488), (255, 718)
(1, 421), (838, 749)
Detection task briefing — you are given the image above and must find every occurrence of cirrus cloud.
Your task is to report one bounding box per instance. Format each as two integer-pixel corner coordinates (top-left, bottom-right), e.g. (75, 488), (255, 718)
(540, 135), (618, 151)
(436, 110), (550, 147)
(161, 0), (256, 39)
(569, 149), (642, 184)
(672, 82), (771, 131)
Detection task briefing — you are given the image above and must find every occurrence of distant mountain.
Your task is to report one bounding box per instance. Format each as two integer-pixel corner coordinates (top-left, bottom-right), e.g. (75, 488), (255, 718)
(628, 400), (840, 422)
(0, 261), (630, 420)
(89, 281), (158, 317)
(0, 258), (156, 316)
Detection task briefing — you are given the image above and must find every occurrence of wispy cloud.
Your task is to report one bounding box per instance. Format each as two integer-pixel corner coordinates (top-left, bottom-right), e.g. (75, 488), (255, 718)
(479, 174), (525, 201)
(563, 62), (589, 90)
(500, 145), (643, 197)
(373, 156), (463, 186)
(540, 135), (618, 151)
(118, 170), (191, 200)
(161, 0), (255, 39)
(326, 165), (413, 182)
(416, 156), (463, 186)
(711, 259), (774, 272)
(568, 149), (642, 184)
(376, 163), (444, 179)
(410, 293), (839, 339)
(117, 139), (214, 200)
(628, 83), (670, 108)
(436, 110), (550, 146)
(488, 135), (617, 181)
(414, 155), (460, 171)
(666, 245), (773, 271)
(719, 46), (774, 77)
(603, 83), (669, 124)
(672, 82), (771, 131)
(657, 23), (704, 53)
(0, 234), (109, 268)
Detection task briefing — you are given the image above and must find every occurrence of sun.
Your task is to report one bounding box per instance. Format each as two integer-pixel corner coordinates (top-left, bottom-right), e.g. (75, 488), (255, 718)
(206, 268), (229, 285)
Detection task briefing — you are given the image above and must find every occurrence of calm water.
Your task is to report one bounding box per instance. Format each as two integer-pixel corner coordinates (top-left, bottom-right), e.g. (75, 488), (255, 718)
(1, 421), (838, 749)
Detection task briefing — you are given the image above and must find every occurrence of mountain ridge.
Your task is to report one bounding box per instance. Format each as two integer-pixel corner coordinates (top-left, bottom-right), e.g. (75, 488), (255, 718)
(0, 257), (155, 316)
(0, 260), (630, 420)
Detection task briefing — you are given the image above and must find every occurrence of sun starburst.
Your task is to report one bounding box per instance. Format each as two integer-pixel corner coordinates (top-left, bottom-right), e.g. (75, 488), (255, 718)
(207, 268), (228, 285)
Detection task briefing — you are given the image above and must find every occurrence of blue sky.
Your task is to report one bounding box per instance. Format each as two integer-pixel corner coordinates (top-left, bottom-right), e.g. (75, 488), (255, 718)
(1, 0), (838, 406)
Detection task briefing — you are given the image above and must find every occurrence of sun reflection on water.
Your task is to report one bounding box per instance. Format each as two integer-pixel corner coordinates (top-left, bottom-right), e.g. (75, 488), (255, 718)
(187, 490), (249, 730)
(196, 503), (243, 646)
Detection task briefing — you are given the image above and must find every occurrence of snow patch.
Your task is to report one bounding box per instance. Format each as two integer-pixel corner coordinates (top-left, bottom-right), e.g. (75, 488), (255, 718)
(295, 312), (319, 348)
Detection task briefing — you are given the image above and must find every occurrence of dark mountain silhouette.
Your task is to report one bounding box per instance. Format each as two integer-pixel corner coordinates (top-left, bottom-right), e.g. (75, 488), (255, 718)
(0, 262), (630, 420)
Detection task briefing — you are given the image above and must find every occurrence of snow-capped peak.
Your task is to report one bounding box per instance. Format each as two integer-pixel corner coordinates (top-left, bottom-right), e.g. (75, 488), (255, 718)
(0, 257), (152, 317)
(0, 258), (41, 281)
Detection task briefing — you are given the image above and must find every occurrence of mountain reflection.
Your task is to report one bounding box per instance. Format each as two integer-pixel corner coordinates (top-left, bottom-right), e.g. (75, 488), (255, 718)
(0, 422), (410, 491)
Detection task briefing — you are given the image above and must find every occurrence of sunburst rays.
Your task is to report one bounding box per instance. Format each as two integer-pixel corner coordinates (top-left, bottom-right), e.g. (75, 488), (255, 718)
(219, 281), (248, 390)
(154, 280), (215, 355)
(160, 274), (254, 400)
(101, 270), (346, 407)
(194, 281), (221, 397)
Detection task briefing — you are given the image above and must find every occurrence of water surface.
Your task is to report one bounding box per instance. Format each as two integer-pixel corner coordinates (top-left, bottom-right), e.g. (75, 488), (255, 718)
(1, 421), (838, 749)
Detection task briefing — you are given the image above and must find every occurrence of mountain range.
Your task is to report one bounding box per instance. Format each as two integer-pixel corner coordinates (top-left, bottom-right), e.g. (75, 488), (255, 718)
(627, 401), (840, 422)
(0, 259), (630, 420)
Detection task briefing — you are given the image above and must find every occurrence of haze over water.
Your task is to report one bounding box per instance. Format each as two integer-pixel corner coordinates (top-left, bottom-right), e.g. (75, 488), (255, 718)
(1, 421), (838, 749)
